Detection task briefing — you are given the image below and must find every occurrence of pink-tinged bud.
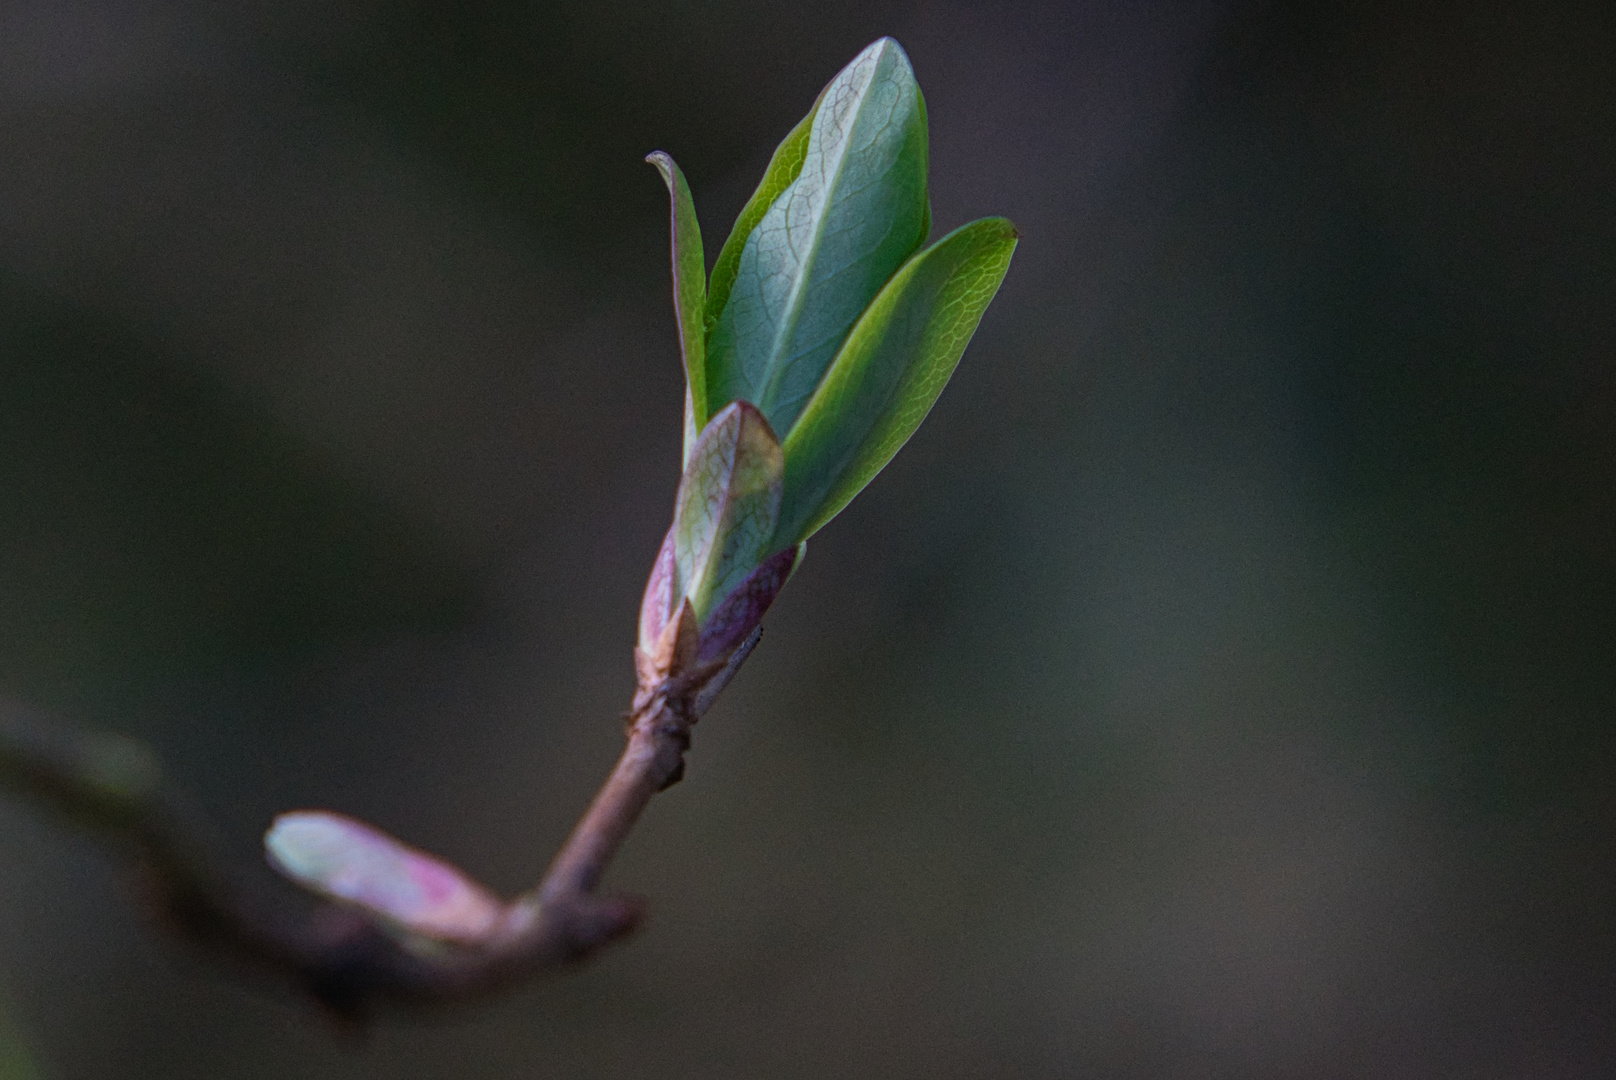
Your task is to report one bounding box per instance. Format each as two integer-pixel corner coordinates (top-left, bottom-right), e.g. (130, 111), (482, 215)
(634, 598), (700, 704)
(637, 524), (679, 656)
(265, 811), (505, 945)
(697, 545), (800, 664)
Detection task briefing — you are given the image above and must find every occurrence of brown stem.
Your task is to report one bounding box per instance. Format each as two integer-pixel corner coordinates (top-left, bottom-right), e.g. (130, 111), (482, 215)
(540, 703), (686, 904)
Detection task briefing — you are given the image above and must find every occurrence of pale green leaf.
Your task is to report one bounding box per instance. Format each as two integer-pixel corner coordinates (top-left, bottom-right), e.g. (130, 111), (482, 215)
(672, 400), (784, 618)
(776, 217), (1017, 545)
(705, 103), (818, 339)
(706, 37), (930, 436)
(646, 152), (709, 464)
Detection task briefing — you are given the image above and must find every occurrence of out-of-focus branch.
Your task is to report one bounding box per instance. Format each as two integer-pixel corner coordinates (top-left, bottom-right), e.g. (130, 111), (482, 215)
(0, 624), (761, 1020)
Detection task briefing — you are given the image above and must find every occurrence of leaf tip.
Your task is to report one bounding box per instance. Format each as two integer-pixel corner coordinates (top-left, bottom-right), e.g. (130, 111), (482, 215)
(645, 150), (676, 186)
(865, 35), (912, 67)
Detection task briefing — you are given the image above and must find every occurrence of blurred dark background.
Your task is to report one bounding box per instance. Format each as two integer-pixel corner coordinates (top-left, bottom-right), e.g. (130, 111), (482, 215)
(1, 0), (1613, 1076)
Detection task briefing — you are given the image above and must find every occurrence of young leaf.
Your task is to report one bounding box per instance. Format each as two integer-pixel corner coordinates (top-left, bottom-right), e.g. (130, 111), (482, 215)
(706, 106), (817, 337)
(265, 811), (505, 945)
(672, 400), (784, 619)
(646, 151), (709, 462)
(705, 37), (930, 436)
(776, 217), (1018, 545)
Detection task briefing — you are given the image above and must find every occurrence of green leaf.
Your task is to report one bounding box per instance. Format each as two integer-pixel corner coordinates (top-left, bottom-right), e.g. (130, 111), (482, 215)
(266, 811), (506, 945)
(646, 152), (709, 465)
(672, 400), (784, 619)
(706, 37), (931, 437)
(776, 217), (1018, 545)
(706, 106), (817, 340)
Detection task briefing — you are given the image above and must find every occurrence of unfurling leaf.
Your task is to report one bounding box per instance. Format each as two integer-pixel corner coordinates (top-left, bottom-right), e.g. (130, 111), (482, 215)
(705, 101), (818, 343)
(777, 217), (1018, 543)
(265, 811), (505, 945)
(705, 37), (930, 437)
(646, 151), (709, 464)
(671, 400), (783, 620)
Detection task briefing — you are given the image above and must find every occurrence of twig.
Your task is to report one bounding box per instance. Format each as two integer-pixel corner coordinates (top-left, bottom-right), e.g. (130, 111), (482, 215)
(0, 624), (763, 1020)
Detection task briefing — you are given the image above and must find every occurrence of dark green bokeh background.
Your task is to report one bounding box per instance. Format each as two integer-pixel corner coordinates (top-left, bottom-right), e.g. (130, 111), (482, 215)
(1, 1), (1613, 1076)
